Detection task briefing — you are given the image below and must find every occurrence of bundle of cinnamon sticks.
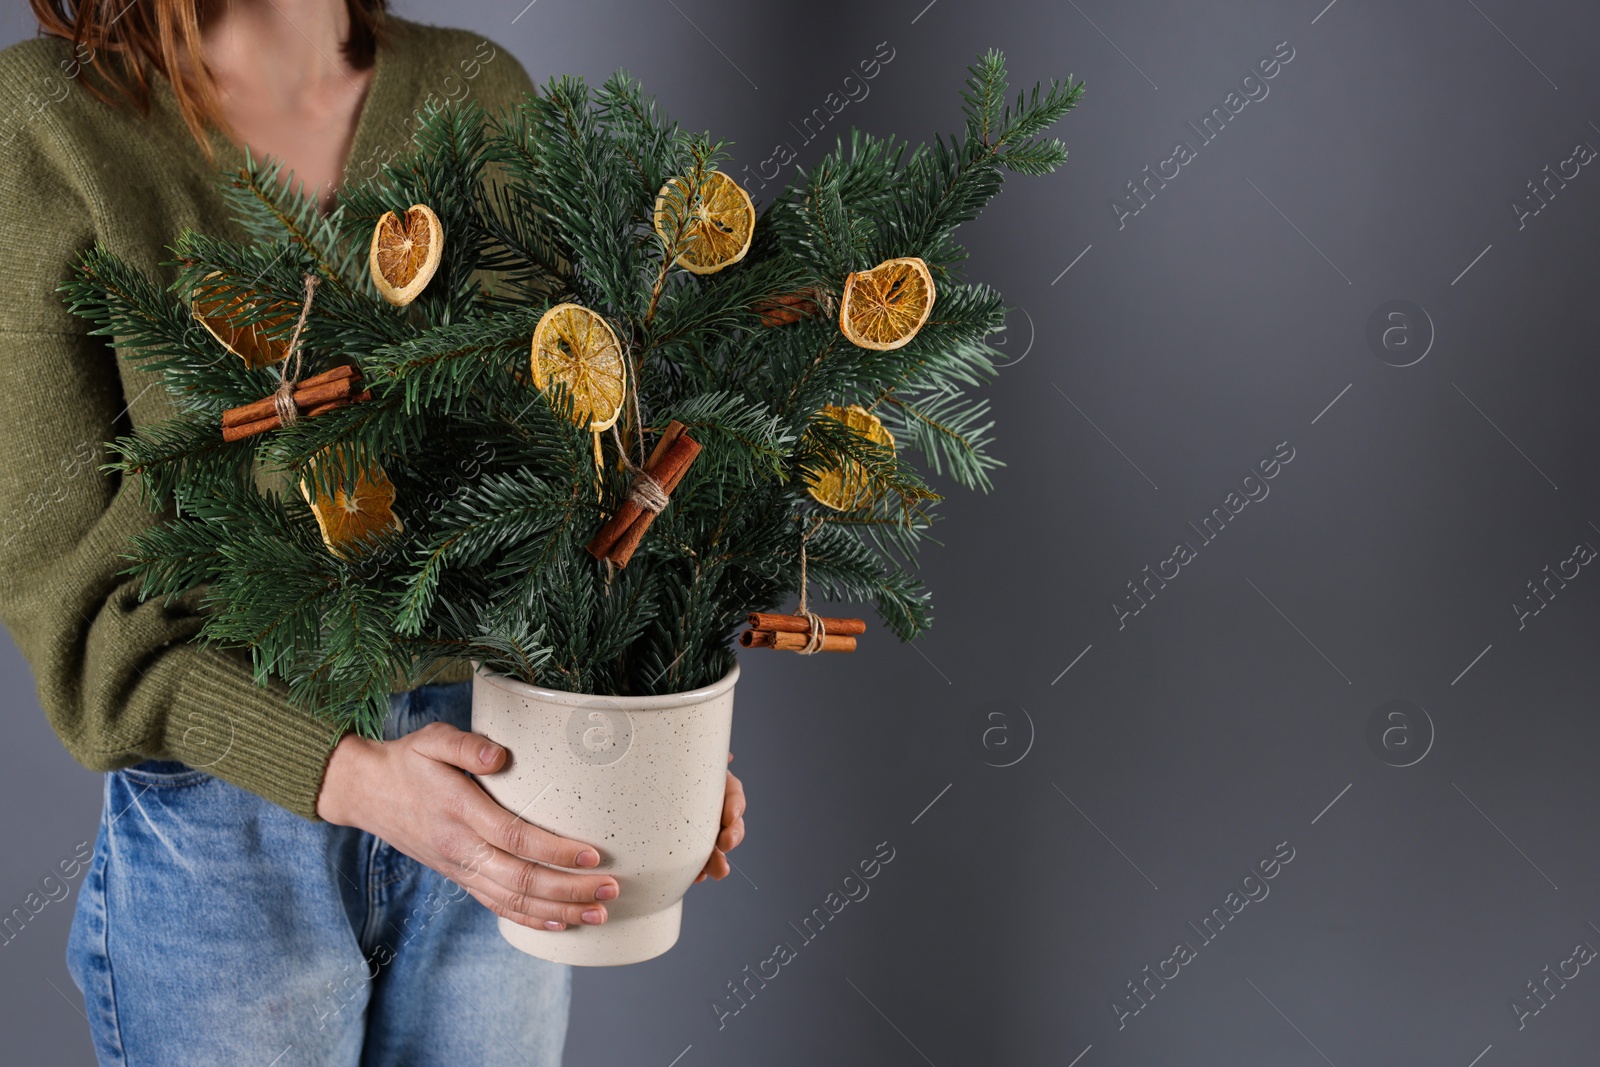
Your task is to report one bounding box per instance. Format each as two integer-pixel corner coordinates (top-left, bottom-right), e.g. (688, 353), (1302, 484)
(221, 365), (372, 442)
(585, 420), (701, 567)
(753, 289), (822, 327)
(739, 612), (864, 654)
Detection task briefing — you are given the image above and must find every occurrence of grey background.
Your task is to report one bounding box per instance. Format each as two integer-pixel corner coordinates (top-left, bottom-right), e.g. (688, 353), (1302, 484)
(3, 0), (1598, 1063)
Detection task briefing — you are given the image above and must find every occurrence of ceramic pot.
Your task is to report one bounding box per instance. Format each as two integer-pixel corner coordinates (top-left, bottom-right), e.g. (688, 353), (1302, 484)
(470, 663), (739, 966)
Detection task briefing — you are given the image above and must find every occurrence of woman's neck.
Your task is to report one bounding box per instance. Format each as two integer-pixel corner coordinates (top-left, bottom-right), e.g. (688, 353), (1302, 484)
(201, 0), (374, 209)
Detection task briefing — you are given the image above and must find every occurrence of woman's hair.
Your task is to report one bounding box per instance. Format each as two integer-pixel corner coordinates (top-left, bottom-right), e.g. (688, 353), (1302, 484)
(30, 0), (388, 156)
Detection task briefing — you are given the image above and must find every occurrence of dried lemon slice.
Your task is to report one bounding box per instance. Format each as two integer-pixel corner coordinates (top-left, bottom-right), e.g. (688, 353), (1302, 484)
(530, 303), (627, 432)
(653, 170), (756, 275)
(839, 257), (935, 351)
(369, 204), (443, 306)
(299, 454), (403, 560)
(191, 272), (293, 369)
(805, 404), (896, 511)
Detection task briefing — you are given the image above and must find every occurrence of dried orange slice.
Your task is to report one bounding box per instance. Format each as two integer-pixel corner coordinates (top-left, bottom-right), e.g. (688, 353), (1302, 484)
(805, 404), (896, 511)
(653, 170), (756, 275)
(369, 204), (443, 306)
(191, 272), (293, 369)
(299, 454), (403, 560)
(839, 257), (935, 351)
(530, 303), (627, 432)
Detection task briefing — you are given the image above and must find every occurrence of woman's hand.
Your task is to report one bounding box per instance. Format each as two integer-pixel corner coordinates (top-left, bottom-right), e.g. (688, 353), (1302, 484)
(316, 721), (619, 932)
(694, 752), (747, 883)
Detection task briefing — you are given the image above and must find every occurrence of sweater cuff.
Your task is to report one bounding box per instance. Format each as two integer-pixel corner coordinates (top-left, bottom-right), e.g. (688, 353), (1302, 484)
(163, 647), (349, 822)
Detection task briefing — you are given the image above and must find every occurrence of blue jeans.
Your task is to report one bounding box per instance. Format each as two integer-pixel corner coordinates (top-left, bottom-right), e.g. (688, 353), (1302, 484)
(66, 682), (571, 1066)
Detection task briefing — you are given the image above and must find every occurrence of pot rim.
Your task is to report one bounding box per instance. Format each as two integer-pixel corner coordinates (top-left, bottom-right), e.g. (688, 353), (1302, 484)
(472, 660), (740, 710)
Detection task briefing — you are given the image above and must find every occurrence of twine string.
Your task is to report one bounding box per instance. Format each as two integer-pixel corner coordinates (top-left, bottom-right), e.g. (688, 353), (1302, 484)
(273, 273), (321, 426)
(628, 471), (669, 512)
(272, 388), (297, 425)
(796, 518), (826, 655)
(800, 609), (825, 655)
(628, 354), (647, 469)
(609, 422), (671, 514)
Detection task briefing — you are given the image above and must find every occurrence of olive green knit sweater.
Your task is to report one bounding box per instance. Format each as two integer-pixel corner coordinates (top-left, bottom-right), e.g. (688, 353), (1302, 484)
(0, 19), (533, 820)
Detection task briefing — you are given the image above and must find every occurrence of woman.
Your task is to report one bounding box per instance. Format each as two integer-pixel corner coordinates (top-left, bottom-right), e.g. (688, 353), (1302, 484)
(0, 2), (747, 1063)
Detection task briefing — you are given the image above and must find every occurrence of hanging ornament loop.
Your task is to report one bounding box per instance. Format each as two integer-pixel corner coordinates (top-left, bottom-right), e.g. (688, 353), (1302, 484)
(584, 420), (702, 567)
(274, 273), (320, 426)
(218, 273), (371, 443)
(737, 518), (866, 654)
(795, 518), (827, 654)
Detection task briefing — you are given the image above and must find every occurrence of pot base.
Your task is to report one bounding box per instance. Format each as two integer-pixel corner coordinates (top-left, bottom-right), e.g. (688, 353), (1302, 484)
(497, 899), (683, 967)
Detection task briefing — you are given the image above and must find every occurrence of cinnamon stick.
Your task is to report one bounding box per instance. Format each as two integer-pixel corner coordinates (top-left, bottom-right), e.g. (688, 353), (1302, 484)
(771, 630), (855, 653)
(304, 389), (370, 417)
(220, 389), (372, 443)
(644, 420), (688, 469)
(584, 421), (700, 564)
(290, 376), (357, 410)
(739, 629), (856, 653)
(222, 415), (280, 443)
(602, 434), (702, 567)
(754, 289), (822, 327)
(586, 421), (689, 558)
(747, 612), (866, 636)
(294, 364), (358, 390)
(222, 395), (285, 429)
(222, 366), (360, 427)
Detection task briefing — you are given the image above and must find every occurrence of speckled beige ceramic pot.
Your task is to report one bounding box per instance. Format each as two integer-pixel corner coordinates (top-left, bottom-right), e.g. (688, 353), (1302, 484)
(470, 663), (739, 966)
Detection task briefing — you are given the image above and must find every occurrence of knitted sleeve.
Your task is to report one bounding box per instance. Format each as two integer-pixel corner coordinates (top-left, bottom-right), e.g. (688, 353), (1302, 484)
(0, 29), (541, 821)
(0, 44), (347, 821)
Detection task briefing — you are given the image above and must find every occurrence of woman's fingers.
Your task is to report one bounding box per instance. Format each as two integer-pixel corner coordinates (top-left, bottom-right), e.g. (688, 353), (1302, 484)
(458, 780), (603, 870)
(411, 722), (605, 869)
(440, 833), (612, 927)
(407, 720), (508, 774)
(444, 784), (615, 922)
(467, 841), (618, 916)
(721, 768), (745, 822)
(462, 883), (603, 932)
(717, 768), (746, 853)
(716, 808), (744, 852)
(360, 722), (617, 932)
(694, 756), (747, 882)
(435, 835), (612, 927)
(700, 847), (730, 881)
(429, 736), (746, 908)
